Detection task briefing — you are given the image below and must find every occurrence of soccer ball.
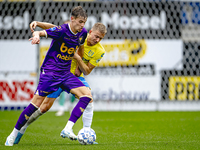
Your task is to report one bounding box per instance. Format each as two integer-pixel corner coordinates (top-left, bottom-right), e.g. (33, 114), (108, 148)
(77, 127), (96, 145)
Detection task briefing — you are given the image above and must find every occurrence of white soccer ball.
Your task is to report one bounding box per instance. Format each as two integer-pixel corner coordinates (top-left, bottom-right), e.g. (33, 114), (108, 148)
(77, 127), (96, 145)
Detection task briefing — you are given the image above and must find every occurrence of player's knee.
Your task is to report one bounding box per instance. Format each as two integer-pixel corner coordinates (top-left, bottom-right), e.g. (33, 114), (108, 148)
(32, 95), (45, 107)
(79, 92), (92, 100)
(40, 107), (48, 113)
(40, 103), (50, 113)
(87, 93), (92, 99)
(84, 90), (92, 98)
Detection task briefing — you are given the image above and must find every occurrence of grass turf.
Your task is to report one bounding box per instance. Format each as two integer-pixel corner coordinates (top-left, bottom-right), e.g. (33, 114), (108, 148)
(0, 111), (200, 150)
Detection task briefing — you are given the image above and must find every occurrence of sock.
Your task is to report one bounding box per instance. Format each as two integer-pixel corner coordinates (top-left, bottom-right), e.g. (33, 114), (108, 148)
(70, 94), (76, 103)
(58, 106), (65, 112)
(20, 109), (43, 134)
(59, 92), (65, 106)
(68, 96), (92, 125)
(64, 121), (74, 130)
(10, 128), (19, 137)
(82, 102), (93, 128)
(15, 103), (38, 130)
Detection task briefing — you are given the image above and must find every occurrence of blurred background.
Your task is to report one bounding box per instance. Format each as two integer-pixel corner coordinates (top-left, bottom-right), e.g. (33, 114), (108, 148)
(1, 0), (200, 111)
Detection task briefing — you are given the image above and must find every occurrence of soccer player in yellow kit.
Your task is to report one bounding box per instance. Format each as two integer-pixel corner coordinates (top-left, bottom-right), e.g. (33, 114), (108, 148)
(13, 21), (107, 144)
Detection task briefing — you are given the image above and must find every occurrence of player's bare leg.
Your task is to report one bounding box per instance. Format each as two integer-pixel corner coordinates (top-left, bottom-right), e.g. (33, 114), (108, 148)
(55, 92), (66, 116)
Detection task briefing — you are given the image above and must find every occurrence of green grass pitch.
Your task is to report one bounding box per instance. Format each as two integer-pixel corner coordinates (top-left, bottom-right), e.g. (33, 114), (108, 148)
(0, 111), (200, 150)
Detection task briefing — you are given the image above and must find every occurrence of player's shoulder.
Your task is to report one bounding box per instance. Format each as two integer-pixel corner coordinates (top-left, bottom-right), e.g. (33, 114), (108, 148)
(48, 24), (66, 32)
(96, 42), (105, 54)
(55, 23), (72, 31)
(59, 23), (68, 30)
(47, 25), (60, 32)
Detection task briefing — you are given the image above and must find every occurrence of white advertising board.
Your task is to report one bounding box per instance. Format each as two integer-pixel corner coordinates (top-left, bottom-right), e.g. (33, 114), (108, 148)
(0, 40), (37, 72)
(0, 39), (182, 110)
(0, 40), (37, 109)
(86, 39), (182, 101)
(28, 39), (183, 101)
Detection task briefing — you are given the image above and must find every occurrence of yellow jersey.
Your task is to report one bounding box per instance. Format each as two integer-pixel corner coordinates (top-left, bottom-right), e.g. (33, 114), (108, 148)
(70, 38), (105, 77)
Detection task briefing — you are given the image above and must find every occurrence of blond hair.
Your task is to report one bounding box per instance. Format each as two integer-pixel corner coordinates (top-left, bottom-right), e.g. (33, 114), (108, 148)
(91, 22), (107, 35)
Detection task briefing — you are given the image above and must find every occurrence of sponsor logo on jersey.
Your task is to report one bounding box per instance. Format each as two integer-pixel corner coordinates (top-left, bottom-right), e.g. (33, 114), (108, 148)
(57, 54), (73, 61)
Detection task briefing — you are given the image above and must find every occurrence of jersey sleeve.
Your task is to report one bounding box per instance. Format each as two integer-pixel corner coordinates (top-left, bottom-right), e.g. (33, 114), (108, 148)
(89, 50), (105, 66)
(45, 25), (64, 39)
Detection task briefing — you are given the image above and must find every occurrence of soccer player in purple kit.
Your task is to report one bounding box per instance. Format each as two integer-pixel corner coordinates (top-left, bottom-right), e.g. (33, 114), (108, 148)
(5, 6), (92, 146)
(12, 21), (106, 145)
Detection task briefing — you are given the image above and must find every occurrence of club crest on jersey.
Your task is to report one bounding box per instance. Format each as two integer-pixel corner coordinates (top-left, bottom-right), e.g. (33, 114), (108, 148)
(79, 36), (83, 43)
(88, 50), (94, 57)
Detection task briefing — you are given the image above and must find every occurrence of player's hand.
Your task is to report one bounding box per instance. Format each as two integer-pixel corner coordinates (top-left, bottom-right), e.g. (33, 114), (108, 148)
(30, 21), (38, 33)
(75, 67), (82, 77)
(73, 52), (81, 60)
(29, 33), (40, 44)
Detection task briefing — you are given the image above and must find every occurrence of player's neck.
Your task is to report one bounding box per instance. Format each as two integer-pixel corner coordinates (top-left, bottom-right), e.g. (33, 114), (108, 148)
(69, 23), (78, 34)
(87, 36), (92, 46)
(87, 40), (92, 46)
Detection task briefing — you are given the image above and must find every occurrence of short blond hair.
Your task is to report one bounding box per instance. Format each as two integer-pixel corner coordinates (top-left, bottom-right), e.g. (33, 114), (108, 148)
(91, 22), (107, 35)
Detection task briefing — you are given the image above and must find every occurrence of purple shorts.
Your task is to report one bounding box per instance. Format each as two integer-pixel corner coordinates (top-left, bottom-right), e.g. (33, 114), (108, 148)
(35, 70), (85, 97)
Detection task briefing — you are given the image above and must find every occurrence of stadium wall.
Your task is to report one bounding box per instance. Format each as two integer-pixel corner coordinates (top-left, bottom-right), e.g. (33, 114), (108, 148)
(1, 1), (200, 111)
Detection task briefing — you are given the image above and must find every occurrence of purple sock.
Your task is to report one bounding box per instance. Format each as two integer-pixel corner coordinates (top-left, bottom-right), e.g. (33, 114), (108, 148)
(69, 96), (91, 123)
(15, 103), (38, 130)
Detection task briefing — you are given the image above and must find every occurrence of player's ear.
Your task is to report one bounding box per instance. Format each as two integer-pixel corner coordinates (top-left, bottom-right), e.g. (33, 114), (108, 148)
(89, 30), (92, 34)
(71, 16), (74, 21)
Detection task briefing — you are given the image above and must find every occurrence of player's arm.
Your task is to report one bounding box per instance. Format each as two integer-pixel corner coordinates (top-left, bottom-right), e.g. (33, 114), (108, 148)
(74, 29), (88, 76)
(30, 21), (56, 32)
(78, 45), (84, 58)
(74, 45), (84, 76)
(29, 30), (46, 44)
(73, 52), (95, 75)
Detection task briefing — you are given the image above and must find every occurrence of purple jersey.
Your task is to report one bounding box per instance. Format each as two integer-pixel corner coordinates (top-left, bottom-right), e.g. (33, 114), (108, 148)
(41, 24), (87, 75)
